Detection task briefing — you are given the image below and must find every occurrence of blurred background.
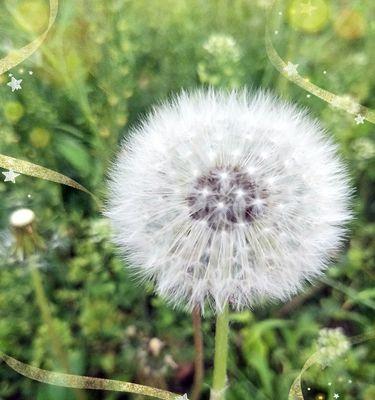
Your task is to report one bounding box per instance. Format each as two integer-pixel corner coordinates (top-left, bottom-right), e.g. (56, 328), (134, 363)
(0, 0), (374, 399)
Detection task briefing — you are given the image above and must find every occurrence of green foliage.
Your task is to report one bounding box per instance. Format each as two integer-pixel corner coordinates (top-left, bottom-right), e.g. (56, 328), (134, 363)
(0, 0), (374, 399)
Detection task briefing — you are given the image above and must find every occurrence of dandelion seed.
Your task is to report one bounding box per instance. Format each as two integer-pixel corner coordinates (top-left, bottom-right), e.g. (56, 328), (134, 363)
(220, 171), (228, 180)
(236, 188), (245, 197)
(106, 89), (351, 313)
(201, 187), (210, 197)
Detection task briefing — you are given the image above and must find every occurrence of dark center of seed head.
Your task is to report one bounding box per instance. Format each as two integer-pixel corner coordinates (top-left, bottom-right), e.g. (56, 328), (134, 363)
(187, 166), (267, 230)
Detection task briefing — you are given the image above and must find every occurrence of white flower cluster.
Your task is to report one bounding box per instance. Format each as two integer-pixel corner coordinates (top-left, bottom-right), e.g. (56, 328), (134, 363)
(317, 327), (350, 366)
(107, 89), (351, 313)
(203, 34), (240, 61)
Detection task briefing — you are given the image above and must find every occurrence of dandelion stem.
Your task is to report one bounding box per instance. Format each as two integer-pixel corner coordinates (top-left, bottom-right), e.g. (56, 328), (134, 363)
(191, 305), (204, 400)
(210, 304), (230, 400)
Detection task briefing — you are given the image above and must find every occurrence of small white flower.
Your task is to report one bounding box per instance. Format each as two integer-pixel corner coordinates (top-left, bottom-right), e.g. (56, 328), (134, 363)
(203, 34), (240, 61)
(106, 89), (351, 313)
(175, 394), (189, 400)
(317, 328), (350, 366)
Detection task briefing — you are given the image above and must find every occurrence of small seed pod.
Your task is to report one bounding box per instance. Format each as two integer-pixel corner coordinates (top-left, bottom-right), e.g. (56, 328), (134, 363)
(9, 208), (44, 259)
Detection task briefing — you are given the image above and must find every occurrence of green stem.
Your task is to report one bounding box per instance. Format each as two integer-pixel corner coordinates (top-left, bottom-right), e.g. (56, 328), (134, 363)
(30, 268), (65, 364)
(210, 304), (230, 400)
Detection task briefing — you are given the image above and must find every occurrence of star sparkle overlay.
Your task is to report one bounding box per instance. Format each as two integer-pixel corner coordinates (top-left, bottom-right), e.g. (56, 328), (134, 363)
(2, 170), (20, 183)
(355, 114), (365, 125)
(7, 76), (22, 92)
(283, 61), (299, 76)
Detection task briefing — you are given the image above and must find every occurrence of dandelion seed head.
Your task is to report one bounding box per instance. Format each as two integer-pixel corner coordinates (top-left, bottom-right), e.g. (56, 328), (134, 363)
(10, 208), (35, 228)
(106, 89), (352, 313)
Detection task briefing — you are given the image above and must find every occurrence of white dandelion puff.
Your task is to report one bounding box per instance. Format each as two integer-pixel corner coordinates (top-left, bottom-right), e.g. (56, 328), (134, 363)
(10, 208), (35, 228)
(106, 89), (352, 313)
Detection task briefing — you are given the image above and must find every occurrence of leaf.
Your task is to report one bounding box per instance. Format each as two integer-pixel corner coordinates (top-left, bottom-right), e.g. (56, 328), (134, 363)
(56, 136), (91, 176)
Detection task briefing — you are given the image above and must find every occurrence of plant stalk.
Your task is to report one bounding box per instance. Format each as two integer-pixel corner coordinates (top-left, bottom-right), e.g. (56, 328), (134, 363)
(210, 304), (230, 400)
(30, 268), (67, 368)
(30, 266), (87, 400)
